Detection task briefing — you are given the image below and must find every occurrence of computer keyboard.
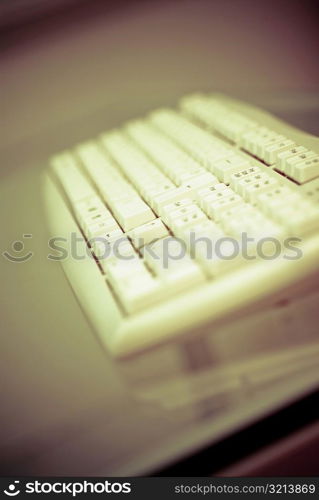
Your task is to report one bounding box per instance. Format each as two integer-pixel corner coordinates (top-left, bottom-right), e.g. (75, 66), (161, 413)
(45, 93), (319, 362)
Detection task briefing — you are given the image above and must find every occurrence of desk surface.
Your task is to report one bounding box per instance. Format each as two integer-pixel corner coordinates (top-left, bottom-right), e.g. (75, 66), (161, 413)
(1, 0), (318, 475)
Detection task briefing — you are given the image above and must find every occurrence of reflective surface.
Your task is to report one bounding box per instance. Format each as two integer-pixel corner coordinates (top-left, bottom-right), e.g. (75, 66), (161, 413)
(1, 0), (318, 475)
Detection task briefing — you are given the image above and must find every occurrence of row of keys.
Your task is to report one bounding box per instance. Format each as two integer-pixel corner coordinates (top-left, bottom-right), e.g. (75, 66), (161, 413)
(52, 149), (170, 261)
(102, 130), (203, 215)
(78, 194), (206, 312)
(101, 236), (205, 313)
(302, 178), (319, 203)
(230, 168), (319, 235)
(101, 131), (179, 209)
(180, 93), (258, 143)
(150, 109), (234, 171)
(180, 94), (319, 184)
(149, 109), (253, 183)
(51, 152), (96, 202)
(201, 188), (243, 222)
(76, 142), (155, 231)
(104, 256), (162, 313)
(125, 119), (207, 185)
(103, 125), (227, 217)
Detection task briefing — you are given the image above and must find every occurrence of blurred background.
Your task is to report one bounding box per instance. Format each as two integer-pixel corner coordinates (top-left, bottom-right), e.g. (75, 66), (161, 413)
(1, 0), (319, 169)
(0, 0), (318, 476)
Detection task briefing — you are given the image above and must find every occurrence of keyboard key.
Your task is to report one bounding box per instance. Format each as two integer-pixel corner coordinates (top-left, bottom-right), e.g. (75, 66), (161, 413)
(240, 127), (268, 154)
(93, 235), (134, 263)
(126, 120), (206, 186)
(101, 130), (175, 200)
(236, 173), (278, 201)
(288, 204), (319, 234)
(301, 177), (319, 203)
(80, 209), (112, 229)
(213, 155), (251, 183)
(128, 218), (169, 248)
(152, 186), (195, 214)
(113, 198), (155, 232)
(196, 182), (228, 202)
(196, 237), (244, 277)
(87, 219), (121, 240)
(176, 168), (208, 184)
(290, 155), (319, 184)
(179, 220), (225, 247)
(51, 152), (96, 202)
(180, 94), (258, 142)
(263, 139), (296, 165)
(143, 237), (205, 294)
(150, 109), (231, 171)
(160, 198), (193, 220)
(74, 196), (110, 228)
(256, 185), (296, 213)
(49, 92), (319, 324)
(200, 186), (233, 213)
(284, 151), (317, 178)
(106, 258), (163, 313)
(141, 183), (177, 204)
(168, 205), (208, 231)
(76, 141), (154, 230)
(181, 172), (218, 192)
(229, 166), (262, 192)
(275, 201), (319, 235)
(204, 193), (244, 222)
(219, 204), (255, 232)
(256, 134), (286, 160)
(253, 131), (285, 160)
(276, 146), (307, 172)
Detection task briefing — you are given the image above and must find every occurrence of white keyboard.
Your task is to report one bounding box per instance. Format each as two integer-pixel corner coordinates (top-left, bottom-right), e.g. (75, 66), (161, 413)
(45, 93), (319, 360)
